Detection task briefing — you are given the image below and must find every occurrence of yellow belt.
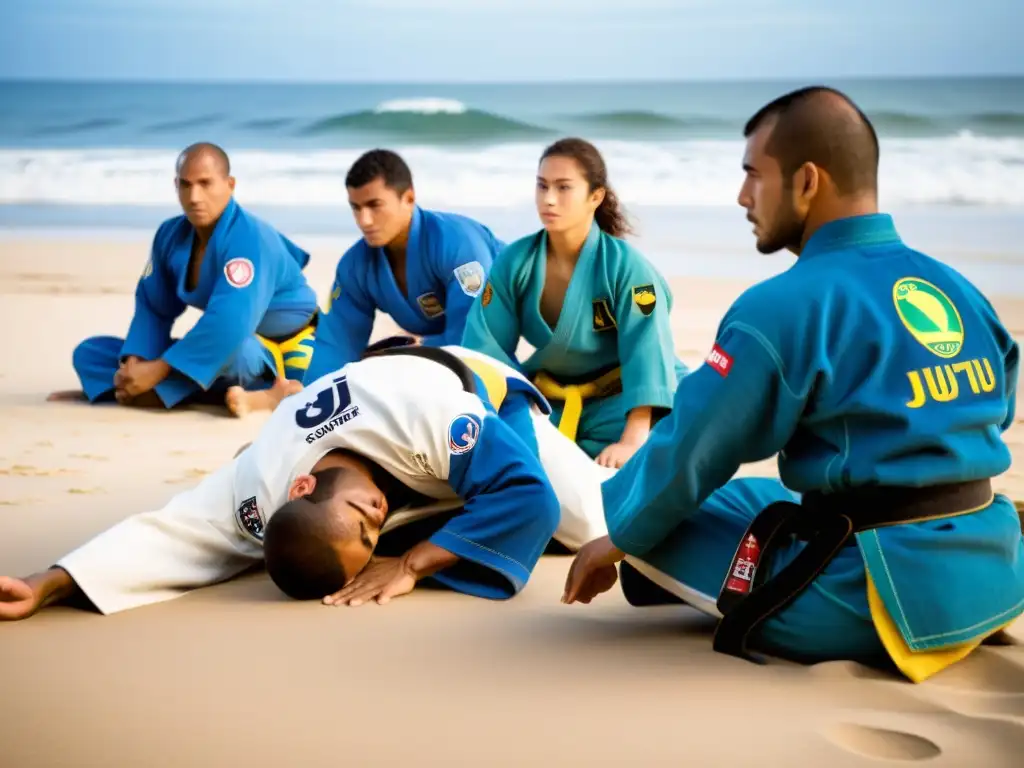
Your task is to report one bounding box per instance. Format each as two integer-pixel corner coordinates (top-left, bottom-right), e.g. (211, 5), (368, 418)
(256, 324), (316, 379)
(460, 357), (509, 411)
(532, 367), (622, 442)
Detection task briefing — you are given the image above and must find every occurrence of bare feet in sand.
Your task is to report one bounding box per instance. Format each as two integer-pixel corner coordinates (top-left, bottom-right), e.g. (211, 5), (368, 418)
(226, 378), (302, 418)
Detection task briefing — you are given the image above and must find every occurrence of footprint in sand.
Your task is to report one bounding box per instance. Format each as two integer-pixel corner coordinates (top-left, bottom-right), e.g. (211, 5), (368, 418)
(164, 467), (210, 485)
(70, 453), (110, 462)
(823, 722), (940, 761)
(67, 487), (104, 495)
(0, 465), (79, 477)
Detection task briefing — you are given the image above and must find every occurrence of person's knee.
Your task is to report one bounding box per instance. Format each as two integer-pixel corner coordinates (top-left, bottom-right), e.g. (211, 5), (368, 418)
(72, 335), (121, 375)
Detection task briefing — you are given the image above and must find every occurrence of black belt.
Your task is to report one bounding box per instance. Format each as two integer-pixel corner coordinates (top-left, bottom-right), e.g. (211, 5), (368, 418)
(712, 478), (994, 664)
(360, 343), (479, 396)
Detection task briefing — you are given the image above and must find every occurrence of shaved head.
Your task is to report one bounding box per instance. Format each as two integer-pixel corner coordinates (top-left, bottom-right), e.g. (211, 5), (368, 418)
(176, 142), (231, 178)
(743, 86), (879, 197)
(174, 141), (234, 229)
(263, 466), (383, 601)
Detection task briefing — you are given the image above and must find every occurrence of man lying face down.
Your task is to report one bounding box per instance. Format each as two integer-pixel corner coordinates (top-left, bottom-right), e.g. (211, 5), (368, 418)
(0, 345), (613, 620)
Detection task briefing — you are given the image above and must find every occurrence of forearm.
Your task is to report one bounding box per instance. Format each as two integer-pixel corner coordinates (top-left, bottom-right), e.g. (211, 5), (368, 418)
(402, 540), (460, 579)
(619, 406), (653, 445)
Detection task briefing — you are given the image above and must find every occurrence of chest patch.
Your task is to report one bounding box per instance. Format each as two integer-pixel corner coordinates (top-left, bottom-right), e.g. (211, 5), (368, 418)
(454, 261), (486, 297)
(236, 495), (264, 541)
(592, 298), (617, 332)
(417, 292), (445, 318)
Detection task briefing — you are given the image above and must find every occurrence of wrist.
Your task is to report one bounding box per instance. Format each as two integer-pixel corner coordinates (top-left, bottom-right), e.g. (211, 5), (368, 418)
(402, 541), (460, 580)
(27, 567), (75, 608)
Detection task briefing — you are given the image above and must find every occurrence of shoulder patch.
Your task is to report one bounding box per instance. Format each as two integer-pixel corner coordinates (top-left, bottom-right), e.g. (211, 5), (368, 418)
(325, 283), (341, 314)
(631, 284), (656, 316)
(448, 413), (482, 455)
(224, 257), (255, 288)
(481, 281), (493, 307)
(592, 298), (617, 332)
(706, 344), (733, 377)
(141, 257), (154, 281)
(236, 495), (265, 541)
(417, 292), (445, 318)
(454, 261), (485, 297)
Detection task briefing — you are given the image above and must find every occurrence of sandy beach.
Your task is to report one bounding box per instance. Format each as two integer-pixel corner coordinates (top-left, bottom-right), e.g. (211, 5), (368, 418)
(1, 235), (1022, 767)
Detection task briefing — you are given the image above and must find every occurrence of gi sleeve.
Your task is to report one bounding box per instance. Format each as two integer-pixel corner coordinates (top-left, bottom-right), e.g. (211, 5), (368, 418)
(303, 250), (376, 383)
(121, 228), (186, 361)
(425, 398), (561, 599)
(161, 247), (277, 389)
(612, 258), (679, 414)
(422, 245), (493, 347)
(459, 254), (523, 372)
(602, 322), (807, 557)
(54, 460), (264, 615)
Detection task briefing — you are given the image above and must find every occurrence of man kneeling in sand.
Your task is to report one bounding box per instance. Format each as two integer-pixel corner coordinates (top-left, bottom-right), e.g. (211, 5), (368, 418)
(2, 346), (611, 620)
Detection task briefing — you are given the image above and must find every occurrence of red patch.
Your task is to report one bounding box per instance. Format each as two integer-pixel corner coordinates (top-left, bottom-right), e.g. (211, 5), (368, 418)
(224, 257), (254, 288)
(706, 344), (733, 377)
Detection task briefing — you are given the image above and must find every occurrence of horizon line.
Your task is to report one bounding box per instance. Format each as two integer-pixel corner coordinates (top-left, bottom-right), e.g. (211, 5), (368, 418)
(1, 72), (1022, 87)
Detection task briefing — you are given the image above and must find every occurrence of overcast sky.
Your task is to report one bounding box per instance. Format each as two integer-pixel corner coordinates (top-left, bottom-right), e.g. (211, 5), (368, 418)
(1, 0), (1018, 82)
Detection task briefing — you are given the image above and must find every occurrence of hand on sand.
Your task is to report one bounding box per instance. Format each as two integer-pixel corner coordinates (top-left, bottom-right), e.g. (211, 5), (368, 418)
(0, 577), (42, 621)
(322, 556), (417, 607)
(595, 440), (641, 469)
(562, 535), (625, 605)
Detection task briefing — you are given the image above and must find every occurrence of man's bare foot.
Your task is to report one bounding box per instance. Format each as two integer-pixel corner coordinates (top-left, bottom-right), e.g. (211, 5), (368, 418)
(226, 378), (302, 418)
(46, 389), (87, 402)
(115, 390), (164, 408)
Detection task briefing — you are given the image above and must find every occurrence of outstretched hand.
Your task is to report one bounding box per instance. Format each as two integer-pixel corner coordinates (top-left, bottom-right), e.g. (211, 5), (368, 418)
(562, 535), (626, 605)
(322, 556), (417, 607)
(0, 577), (42, 621)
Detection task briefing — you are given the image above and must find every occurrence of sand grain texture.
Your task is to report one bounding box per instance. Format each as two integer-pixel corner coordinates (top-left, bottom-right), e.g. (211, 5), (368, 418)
(0, 238), (1022, 766)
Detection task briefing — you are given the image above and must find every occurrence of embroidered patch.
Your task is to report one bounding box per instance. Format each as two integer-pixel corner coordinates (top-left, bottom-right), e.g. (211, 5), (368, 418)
(706, 344), (733, 377)
(631, 284), (656, 316)
(140, 257), (153, 281)
(325, 283), (341, 314)
(481, 281), (493, 307)
(592, 298), (617, 332)
(448, 413), (481, 455)
(417, 292), (445, 318)
(224, 257), (255, 288)
(236, 495), (264, 541)
(453, 261), (485, 297)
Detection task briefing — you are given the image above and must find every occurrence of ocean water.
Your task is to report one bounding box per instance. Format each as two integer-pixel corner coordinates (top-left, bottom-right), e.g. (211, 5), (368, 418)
(1, 77), (1022, 288)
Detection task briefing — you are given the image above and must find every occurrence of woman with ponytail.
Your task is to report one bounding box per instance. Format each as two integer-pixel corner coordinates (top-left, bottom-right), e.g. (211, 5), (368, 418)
(462, 137), (687, 468)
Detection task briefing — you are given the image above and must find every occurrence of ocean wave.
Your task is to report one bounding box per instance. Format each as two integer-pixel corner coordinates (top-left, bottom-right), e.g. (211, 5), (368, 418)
(6, 96), (1023, 149)
(1, 133), (1021, 209)
(299, 99), (551, 143)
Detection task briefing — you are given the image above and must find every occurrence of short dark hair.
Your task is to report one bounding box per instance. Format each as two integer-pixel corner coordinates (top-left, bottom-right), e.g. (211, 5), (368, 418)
(345, 149), (413, 194)
(743, 86), (879, 197)
(263, 467), (352, 600)
(176, 142), (231, 176)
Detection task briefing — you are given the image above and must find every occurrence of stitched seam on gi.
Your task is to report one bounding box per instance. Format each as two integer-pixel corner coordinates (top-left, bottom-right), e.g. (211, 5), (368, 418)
(867, 528), (1024, 643)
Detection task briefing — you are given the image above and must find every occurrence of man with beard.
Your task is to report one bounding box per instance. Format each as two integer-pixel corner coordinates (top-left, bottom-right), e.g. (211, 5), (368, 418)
(562, 86), (1023, 684)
